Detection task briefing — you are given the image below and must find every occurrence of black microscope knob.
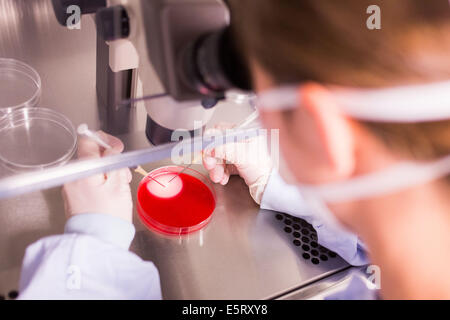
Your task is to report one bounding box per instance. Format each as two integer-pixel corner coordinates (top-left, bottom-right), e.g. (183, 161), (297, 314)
(201, 96), (224, 109)
(51, 0), (106, 26)
(95, 6), (130, 41)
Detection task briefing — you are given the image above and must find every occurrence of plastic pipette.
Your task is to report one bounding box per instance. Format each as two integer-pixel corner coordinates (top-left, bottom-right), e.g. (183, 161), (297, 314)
(77, 124), (166, 187)
(77, 124), (112, 149)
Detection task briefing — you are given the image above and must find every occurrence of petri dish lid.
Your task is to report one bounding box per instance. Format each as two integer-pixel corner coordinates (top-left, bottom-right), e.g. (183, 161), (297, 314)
(0, 58), (41, 116)
(0, 107), (77, 171)
(137, 166), (216, 236)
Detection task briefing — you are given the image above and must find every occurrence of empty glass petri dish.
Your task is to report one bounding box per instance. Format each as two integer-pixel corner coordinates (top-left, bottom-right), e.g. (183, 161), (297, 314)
(0, 58), (41, 117)
(0, 108), (77, 171)
(137, 166), (216, 236)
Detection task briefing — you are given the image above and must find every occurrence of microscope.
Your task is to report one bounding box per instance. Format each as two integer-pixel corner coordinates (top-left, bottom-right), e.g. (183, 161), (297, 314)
(51, 0), (251, 145)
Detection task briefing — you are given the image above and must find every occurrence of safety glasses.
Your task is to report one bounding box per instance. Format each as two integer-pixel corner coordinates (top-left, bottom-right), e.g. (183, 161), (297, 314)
(254, 80), (450, 203)
(256, 80), (450, 123)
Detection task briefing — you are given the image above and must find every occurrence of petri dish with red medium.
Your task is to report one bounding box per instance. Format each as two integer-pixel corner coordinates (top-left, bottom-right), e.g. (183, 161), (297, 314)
(137, 166), (216, 236)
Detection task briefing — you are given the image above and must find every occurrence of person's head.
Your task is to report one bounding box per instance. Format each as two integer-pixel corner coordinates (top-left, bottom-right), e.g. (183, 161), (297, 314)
(228, 0), (450, 229)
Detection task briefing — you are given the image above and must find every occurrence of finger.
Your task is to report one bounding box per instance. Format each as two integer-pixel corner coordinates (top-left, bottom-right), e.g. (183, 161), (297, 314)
(77, 136), (103, 159)
(106, 168), (131, 184)
(202, 154), (217, 170)
(220, 166), (231, 185)
(209, 163), (225, 183)
(96, 131), (125, 156)
(227, 165), (240, 176)
(122, 167), (133, 184)
(106, 168), (132, 185)
(212, 142), (241, 164)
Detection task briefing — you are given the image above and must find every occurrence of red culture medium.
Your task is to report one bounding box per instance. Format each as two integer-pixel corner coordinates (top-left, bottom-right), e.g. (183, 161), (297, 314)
(137, 171), (216, 235)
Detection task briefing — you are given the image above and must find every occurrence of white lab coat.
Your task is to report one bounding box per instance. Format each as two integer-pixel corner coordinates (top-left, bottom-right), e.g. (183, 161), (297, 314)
(18, 170), (373, 299)
(18, 214), (162, 299)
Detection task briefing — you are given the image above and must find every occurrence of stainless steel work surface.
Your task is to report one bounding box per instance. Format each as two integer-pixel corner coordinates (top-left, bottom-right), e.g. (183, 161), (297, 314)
(130, 162), (350, 299)
(0, 0), (350, 300)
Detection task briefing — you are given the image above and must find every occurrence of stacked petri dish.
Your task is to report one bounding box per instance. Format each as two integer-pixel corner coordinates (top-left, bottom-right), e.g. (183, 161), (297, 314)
(0, 108), (77, 171)
(0, 58), (41, 117)
(137, 166), (217, 236)
(0, 58), (77, 171)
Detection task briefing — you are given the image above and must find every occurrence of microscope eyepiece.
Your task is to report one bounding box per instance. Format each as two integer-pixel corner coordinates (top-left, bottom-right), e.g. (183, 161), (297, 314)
(179, 28), (252, 99)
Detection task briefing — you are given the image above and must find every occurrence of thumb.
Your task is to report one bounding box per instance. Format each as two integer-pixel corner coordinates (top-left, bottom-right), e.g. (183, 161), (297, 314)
(96, 131), (125, 157)
(210, 142), (242, 165)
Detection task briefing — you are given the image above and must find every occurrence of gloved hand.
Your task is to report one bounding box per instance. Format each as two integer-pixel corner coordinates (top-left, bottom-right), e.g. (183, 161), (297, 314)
(202, 124), (273, 204)
(62, 131), (133, 222)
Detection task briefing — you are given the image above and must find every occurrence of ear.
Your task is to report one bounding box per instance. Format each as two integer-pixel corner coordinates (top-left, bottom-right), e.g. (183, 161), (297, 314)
(262, 83), (356, 184)
(303, 83), (356, 179)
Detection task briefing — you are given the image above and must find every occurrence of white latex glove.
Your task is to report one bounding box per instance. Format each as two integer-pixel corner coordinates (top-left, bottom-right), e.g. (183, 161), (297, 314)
(202, 124), (273, 204)
(62, 131), (133, 222)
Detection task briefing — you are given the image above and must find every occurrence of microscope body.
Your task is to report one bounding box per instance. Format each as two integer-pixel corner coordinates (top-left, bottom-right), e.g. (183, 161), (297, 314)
(123, 0), (229, 144)
(52, 0), (249, 145)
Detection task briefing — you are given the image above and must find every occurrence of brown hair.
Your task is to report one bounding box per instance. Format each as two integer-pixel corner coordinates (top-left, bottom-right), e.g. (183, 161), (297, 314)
(229, 0), (450, 160)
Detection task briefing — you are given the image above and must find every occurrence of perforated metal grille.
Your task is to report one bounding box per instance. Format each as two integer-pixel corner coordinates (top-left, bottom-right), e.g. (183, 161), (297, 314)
(275, 213), (338, 265)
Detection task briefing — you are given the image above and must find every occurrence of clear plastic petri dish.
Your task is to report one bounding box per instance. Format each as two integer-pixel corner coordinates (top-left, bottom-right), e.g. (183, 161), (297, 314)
(0, 58), (41, 118)
(137, 166), (216, 236)
(0, 107), (77, 171)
